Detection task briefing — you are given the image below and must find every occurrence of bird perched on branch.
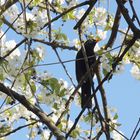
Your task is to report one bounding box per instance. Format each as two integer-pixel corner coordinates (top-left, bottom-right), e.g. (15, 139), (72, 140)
(75, 39), (98, 109)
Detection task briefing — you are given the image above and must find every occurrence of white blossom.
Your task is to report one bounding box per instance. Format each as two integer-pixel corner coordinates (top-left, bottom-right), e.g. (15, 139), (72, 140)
(102, 62), (111, 72)
(130, 64), (140, 80)
(5, 4), (19, 22)
(52, 0), (65, 5)
(0, 30), (6, 47)
(5, 40), (21, 59)
(39, 71), (51, 81)
(0, 0), (5, 5)
(0, 91), (7, 98)
(32, 9), (48, 28)
(112, 130), (124, 140)
(36, 46), (45, 59)
(94, 7), (107, 26)
(48, 0), (53, 2)
(59, 78), (68, 89)
(115, 64), (124, 74)
(42, 130), (50, 139)
(68, 0), (78, 8)
(50, 114), (58, 123)
(100, 54), (112, 72)
(62, 119), (74, 129)
(123, 57), (130, 64)
(96, 29), (107, 40)
(39, 89), (59, 105)
(72, 39), (80, 49)
(76, 8), (85, 20)
(29, 97), (36, 105)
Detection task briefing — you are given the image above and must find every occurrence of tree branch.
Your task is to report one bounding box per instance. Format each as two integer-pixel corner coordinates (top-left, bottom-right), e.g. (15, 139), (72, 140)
(73, 0), (97, 29)
(116, 0), (140, 38)
(66, 36), (137, 139)
(43, 0), (90, 29)
(0, 121), (38, 138)
(95, 65), (110, 139)
(3, 38), (27, 59)
(0, 0), (18, 16)
(33, 39), (77, 51)
(0, 83), (66, 140)
(105, 6), (121, 49)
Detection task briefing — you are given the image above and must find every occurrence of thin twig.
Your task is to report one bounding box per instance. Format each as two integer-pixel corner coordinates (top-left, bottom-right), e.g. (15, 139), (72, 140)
(0, 0), (18, 16)
(1, 16), (20, 34)
(105, 6), (121, 49)
(0, 0), (34, 40)
(66, 28), (105, 139)
(54, 48), (76, 86)
(45, 0), (52, 42)
(132, 128), (140, 140)
(78, 27), (105, 134)
(43, 1), (91, 29)
(95, 64), (110, 139)
(20, 45), (122, 74)
(103, 120), (129, 140)
(130, 118), (140, 140)
(128, 0), (140, 27)
(116, 0), (140, 38)
(89, 107), (96, 139)
(0, 102), (20, 114)
(3, 38), (27, 59)
(74, 0), (97, 29)
(0, 83), (66, 140)
(92, 130), (103, 140)
(66, 36), (137, 139)
(33, 38), (77, 51)
(0, 121), (38, 138)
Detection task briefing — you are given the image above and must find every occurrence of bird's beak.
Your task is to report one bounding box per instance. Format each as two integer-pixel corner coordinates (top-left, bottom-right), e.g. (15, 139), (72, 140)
(95, 37), (101, 42)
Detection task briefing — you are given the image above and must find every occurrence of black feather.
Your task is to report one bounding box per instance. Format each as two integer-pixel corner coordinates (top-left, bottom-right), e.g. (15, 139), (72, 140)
(75, 39), (97, 108)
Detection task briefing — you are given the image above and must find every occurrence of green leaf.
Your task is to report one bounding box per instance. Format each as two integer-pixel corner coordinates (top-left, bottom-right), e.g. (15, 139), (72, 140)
(97, 49), (104, 55)
(113, 113), (118, 120)
(30, 81), (36, 94)
(62, 11), (75, 21)
(48, 78), (60, 93)
(0, 124), (11, 134)
(53, 103), (59, 110)
(71, 129), (80, 138)
(61, 33), (68, 40)
(58, 88), (66, 97)
(103, 68), (108, 77)
(6, 97), (14, 105)
(0, 73), (4, 81)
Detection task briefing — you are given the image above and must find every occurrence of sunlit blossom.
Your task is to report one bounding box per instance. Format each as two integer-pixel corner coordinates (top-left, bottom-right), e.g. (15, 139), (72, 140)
(115, 64), (124, 74)
(130, 64), (140, 80)
(5, 40), (21, 59)
(68, 0), (78, 8)
(112, 130), (124, 140)
(56, 0), (65, 5)
(59, 78), (68, 89)
(36, 46), (45, 59)
(5, 4), (19, 22)
(0, 0), (5, 5)
(0, 30), (6, 47)
(42, 130), (50, 139)
(100, 54), (112, 72)
(72, 38), (80, 49)
(50, 114), (58, 123)
(96, 29), (107, 40)
(94, 7), (107, 26)
(76, 8), (85, 20)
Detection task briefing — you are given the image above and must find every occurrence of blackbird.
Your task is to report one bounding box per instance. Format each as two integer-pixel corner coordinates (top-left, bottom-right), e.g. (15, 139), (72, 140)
(75, 39), (97, 109)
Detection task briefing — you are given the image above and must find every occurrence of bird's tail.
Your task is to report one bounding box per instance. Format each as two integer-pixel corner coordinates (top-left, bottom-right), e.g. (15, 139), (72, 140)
(81, 81), (92, 108)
